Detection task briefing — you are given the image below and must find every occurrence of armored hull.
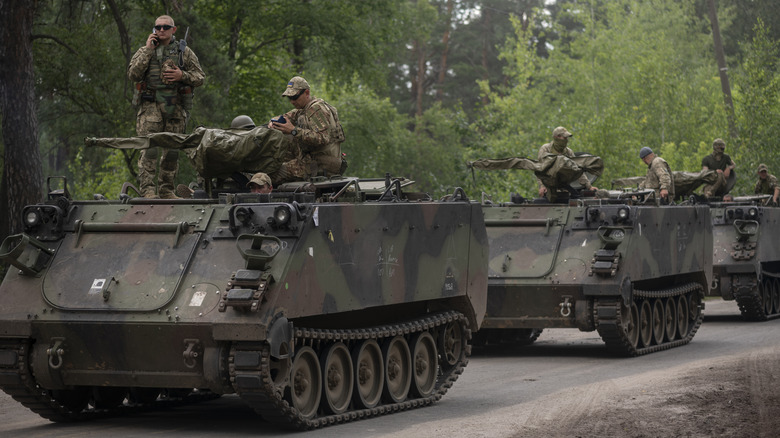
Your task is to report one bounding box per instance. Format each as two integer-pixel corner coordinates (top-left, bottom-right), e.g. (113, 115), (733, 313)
(708, 201), (780, 320)
(0, 178), (488, 429)
(477, 198), (712, 356)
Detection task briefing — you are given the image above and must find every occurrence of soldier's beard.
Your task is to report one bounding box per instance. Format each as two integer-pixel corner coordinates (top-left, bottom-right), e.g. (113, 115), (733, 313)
(552, 138), (568, 152)
(713, 151), (724, 160)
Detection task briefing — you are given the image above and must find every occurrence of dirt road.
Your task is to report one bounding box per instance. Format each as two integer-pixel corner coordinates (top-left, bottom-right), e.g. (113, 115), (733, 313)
(0, 299), (777, 437)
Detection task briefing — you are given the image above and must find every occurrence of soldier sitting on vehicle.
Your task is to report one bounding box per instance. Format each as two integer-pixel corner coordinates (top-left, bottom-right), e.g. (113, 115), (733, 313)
(755, 163), (780, 206)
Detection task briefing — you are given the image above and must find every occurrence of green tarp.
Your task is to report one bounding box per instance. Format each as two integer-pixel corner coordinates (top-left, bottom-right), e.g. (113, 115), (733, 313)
(469, 154), (604, 189)
(86, 126), (294, 179)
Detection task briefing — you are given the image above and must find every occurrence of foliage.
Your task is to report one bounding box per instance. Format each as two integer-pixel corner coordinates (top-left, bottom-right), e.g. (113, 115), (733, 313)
(2, 0), (779, 205)
(731, 18), (780, 194)
(472, 0), (733, 200)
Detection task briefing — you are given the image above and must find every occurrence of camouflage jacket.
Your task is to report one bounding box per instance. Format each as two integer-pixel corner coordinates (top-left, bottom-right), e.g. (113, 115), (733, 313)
(536, 142), (591, 189)
(639, 156), (674, 198)
(127, 37), (205, 91)
(283, 97), (345, 174)
(754, 174), (779, 195)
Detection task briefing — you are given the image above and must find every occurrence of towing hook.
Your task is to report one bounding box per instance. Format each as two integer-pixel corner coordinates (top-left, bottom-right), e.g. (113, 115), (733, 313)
(559, 297), (572, 317)
(46, 338), (65, 370)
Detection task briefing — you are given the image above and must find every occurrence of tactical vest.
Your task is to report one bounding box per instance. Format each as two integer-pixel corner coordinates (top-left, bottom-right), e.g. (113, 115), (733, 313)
(133, 37), (193, 111)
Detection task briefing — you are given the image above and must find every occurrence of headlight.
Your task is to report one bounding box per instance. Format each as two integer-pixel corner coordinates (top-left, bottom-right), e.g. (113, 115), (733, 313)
(273, 206), (291, 225)
(24, 209), (40, 227)
(747, 207), (758, 219)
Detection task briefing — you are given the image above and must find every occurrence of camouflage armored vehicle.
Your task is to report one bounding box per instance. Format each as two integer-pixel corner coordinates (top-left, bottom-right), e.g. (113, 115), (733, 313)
(475, 189), (712, 356)
(0, 176), (488, 429)
(708, 195), (780, 320)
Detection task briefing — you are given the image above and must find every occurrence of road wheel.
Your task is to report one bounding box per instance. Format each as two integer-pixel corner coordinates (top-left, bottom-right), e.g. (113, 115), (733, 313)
(320, 342), (353, 415)
(287, 346), (321, 419)
(410, 332), (437, 398)
(639, 300), (653, 347)
(664, 298), (678, 342)
(677, 295), (690, 339)
(382, 336), (411, 403)
(621, 300), (640, 349)
(352, 339), (383, 409)
(652, 299), (665, 345)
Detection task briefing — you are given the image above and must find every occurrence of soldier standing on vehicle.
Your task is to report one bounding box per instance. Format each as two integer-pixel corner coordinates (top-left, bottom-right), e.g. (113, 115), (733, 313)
(754, 163), (780, 206)
(639, 147), (674, 203)
(537, 126), (597, 201)
(267, 76), (345, 184)
(128, 15), (205, 198)
(701, 138), (735, 198)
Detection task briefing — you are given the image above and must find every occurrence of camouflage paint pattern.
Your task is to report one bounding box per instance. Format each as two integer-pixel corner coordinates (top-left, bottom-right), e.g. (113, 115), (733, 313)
(708, 200), (780, 319)
(0, 179), (488, 392)
(481, 201), (712, 330)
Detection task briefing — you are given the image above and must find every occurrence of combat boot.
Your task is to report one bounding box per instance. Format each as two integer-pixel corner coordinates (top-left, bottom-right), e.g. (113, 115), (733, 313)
(159, 190), (181, 200)
(175, 184), (194, 199)
(141, 188), (159, 199)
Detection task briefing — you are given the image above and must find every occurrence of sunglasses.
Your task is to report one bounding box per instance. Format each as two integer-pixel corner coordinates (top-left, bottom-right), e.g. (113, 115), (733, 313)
(287, 90), (305, 101)
(154, 25), (174, 31)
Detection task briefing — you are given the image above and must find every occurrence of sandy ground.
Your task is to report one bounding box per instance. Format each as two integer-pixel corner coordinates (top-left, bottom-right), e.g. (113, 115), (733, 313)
(510, 347), (780, 438)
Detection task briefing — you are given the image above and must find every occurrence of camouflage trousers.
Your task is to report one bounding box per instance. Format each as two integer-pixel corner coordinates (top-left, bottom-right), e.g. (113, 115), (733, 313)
(702, 172), (727, 198)
(136, 102), (187, 197)
(270, 155), (313, 185)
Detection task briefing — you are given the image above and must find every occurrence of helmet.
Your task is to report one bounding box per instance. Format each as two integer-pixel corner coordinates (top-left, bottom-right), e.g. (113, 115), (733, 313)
(231, 115), (255, 129)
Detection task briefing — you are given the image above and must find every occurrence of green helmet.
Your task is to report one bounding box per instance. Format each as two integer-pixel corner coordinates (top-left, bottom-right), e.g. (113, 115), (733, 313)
(231, 115), (255, 129)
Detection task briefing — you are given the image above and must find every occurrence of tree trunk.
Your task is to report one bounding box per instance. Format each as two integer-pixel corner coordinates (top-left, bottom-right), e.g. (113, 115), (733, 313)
(707, 0), (738, 139)
(0, 0), (44, 244)
(436, 0), (453, 101)
(414, 38), (426, 117)
(481, 7), (491, 105)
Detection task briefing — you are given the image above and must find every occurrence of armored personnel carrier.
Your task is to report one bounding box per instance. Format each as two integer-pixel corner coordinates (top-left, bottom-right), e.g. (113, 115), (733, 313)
(0, 176), (488, 429)
(475, 190), (712, 356)
(708, 195), (780, 320)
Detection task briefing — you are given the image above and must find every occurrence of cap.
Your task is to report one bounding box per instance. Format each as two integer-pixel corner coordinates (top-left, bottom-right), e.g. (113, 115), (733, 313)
(758, 163), (768, 173)
(247, 172), (272, 188)
(552, 126), (573, 138)
(713, 138), (726, 148)
(639, 147), (653, 159)
(282, 76), (310, 97)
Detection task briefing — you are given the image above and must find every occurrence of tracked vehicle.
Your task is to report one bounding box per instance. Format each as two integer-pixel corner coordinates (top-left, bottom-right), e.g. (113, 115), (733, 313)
(0, 176), (488, 429)
(708, 196), (780, 320)
(476, 190), (712, 356)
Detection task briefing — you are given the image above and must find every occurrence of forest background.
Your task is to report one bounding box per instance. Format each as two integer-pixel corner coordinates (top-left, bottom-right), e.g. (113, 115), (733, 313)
(1, 0), (779, 244)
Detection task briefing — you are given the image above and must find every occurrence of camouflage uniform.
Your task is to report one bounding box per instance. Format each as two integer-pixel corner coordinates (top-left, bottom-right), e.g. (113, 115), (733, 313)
(128, 36), (204, 198)
(271, 77), (345, 185)
(640, 156), (675, 199)
(537, 142), (592, 201)
(700, 139), (734, 197)
(754, 164), (779, 206)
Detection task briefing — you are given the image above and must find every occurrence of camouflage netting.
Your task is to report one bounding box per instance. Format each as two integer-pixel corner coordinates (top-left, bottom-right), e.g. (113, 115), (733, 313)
(86, 126), (295, 179)
(611, 171), (719, 198)
(469, 154), (604, 189)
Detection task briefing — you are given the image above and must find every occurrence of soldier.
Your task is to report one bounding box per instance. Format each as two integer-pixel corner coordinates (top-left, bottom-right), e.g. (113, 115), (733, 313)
(754, 163), (780, 206)
(638, 147), (674, 202)
(267, 76), (345, 184)
(537, 126), (597, 201)
(700, 138), (735, 198)
(247, 172), (273, 194)
(128, 15), (205, 199)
